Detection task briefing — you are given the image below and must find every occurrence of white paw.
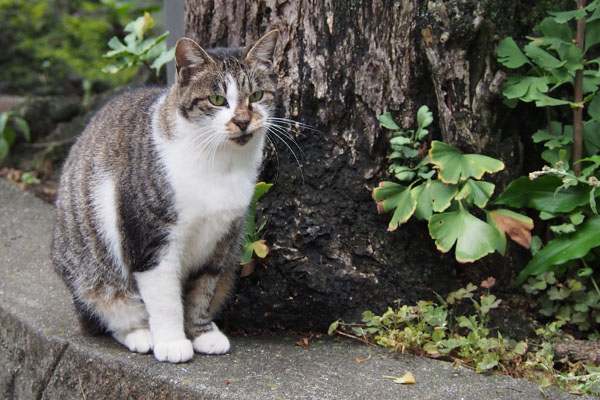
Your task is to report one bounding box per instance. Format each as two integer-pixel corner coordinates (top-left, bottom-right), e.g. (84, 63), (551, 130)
(193, 324), (230, 355)
(153, 339), (194, 363)
(113, 328), (153, 354)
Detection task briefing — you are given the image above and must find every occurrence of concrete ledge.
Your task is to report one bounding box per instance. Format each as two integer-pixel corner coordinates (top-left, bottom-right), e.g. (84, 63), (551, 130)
(0, 179), (591, 399)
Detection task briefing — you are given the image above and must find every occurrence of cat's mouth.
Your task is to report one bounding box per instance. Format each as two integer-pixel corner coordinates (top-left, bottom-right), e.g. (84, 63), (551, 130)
(230, 133), (254, 146)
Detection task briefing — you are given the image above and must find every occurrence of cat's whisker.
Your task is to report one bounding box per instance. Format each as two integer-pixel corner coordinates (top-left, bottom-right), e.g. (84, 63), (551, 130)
(266, 123), (306, 160)
(267, 117), (319, 134)
(266, 127), (305, 184)
(264, 133), (281, 183)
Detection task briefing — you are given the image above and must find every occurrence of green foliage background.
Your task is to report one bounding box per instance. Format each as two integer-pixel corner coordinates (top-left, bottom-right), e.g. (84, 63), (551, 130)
(0, 0), (162, 95)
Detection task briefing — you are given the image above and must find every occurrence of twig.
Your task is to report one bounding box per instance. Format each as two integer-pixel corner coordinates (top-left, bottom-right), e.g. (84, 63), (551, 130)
(335, 330), (373, 346)
(78, 375), (87, 400)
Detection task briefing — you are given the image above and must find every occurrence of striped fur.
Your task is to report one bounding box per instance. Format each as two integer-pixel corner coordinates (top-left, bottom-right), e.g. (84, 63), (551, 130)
(52, 31), (279, 363)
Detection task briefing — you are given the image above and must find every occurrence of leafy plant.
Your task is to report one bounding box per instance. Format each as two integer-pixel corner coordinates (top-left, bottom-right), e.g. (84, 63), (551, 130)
(0, 111), (31, 161)
(496, 0), (600, 286)
(373, 106), (533, 262)
(523, 269), (600, 335)
(103, 11), (175, 76)
(329, 280), (599, 395)
(240, 182), (272, 265)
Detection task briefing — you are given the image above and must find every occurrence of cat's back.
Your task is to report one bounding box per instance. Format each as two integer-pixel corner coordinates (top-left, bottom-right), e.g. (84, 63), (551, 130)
(70, 87), (166, 162)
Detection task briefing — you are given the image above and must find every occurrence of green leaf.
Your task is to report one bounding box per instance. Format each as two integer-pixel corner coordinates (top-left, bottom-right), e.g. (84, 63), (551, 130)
(377, 112), (400, 130)
(429, 141), (504, 184)
(240, 242), (254, 265)
(497, 37), (530, 69)
(550, 223), (576, 235)
(493, 175), (595, 213)
(2, 128), (16, 146)
(585, 19), (600, 53)
(390, 136), (411, 146)
(514, 215), (600, 285)
(428, 203), (502, 263)
(524, 43), (565, 71)
(373, 182), (417, 230)
(12, 116), (30, 142)
(549, 8), (587, 23)
(150, 47), (175, 75)
(328, 320), (340, 336)
(416, 105), (433, 140)
(389, 164), (416, 181)
(0, 112), (8, 134)
(539, 16), (574, 42)
(502, 76), (549, 101)
(455, 179), (495, 208)
(0, 138), (9, 160)
(410, 180), (458, 220)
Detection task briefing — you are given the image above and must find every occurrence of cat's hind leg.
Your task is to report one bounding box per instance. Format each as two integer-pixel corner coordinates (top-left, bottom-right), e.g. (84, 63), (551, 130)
(85, 289), (153, 354)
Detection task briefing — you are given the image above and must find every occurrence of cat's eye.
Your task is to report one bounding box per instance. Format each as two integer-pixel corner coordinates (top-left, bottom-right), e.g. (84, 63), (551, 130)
(249, 91), (264, 102)
(209, 95), (227, 107)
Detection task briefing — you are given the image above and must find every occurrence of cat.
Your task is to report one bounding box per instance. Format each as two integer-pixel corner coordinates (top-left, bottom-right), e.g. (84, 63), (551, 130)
(51, 30), (279, 363)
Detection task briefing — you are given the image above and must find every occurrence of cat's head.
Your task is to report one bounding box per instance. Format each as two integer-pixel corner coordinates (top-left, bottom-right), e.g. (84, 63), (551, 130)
(173, 30), (279, 146)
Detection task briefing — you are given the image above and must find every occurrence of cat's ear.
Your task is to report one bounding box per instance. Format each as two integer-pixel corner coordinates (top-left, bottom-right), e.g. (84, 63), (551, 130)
(245, 30), (279, 66)
(175, 38), (215, 85)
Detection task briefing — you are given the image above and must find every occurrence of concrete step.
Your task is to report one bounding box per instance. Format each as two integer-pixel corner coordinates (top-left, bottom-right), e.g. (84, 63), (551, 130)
(0, 178), (591, 399)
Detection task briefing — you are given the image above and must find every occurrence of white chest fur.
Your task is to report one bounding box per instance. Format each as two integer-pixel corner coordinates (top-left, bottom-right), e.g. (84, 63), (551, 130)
(152, 96), (264, 273)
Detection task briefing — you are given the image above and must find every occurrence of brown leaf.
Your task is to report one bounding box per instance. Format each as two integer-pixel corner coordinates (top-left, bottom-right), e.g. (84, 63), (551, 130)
(480, 277), (496, 289)
(295, 337), (309, 349)
(240, 260), (256, 278)
(490, 210), (534, 249)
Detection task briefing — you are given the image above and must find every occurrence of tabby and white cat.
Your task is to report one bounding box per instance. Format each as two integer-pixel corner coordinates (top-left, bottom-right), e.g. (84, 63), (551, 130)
(52, 30), (279, 363)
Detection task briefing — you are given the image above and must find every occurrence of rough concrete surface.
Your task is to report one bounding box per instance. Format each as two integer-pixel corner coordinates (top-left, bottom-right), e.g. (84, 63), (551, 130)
(0, 178), (594, 400)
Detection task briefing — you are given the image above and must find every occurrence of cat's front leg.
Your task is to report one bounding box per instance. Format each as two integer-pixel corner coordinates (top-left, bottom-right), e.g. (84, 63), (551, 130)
(134, 265), (193, 363)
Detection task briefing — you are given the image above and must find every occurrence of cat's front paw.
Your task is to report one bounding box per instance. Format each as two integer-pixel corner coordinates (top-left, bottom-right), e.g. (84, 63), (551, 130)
(113, 328), (153, 354)
(193, 324), (230, 355)
(153, 339), (194, 363)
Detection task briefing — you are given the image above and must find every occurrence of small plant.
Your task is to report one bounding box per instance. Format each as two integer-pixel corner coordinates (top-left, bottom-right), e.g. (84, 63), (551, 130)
(103, 12), (175, 76)
(373, 106), (533, 262)
(329, 280), (600, 395)
(0, 111), (31, 161)
(240, 182), (272, 266)
(523, 269), (600, 336)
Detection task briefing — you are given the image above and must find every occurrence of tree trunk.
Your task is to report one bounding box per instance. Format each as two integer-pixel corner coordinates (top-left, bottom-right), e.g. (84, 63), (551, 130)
(183, 0), (541, 333)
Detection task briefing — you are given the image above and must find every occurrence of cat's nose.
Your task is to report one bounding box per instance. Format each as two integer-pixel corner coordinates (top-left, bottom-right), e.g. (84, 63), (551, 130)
(234, 118), (250, 131)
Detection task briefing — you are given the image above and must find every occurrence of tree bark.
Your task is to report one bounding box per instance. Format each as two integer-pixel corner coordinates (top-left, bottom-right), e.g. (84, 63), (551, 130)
(183, 0), (540, 333)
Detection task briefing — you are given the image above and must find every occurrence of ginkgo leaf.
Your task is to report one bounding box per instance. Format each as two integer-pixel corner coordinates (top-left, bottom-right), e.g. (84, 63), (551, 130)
(428, 141), (505, 184)
(377, 112), (401, 130)
(455, 179), (495, 208)
(488, 209), (534, 249)
(429, 203), (503, 263)
(497, 37), (530, 69)
(411, 180), (458, 220)
(373, 182), (417, 230)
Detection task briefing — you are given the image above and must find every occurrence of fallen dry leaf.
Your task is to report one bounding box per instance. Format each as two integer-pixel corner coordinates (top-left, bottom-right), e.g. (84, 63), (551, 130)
(295, 337), (309, 349)
(382, 371), (416, 385)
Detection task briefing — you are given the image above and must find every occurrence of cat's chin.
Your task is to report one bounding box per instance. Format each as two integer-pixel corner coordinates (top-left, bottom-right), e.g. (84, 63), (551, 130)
(230, 133), (254, 146)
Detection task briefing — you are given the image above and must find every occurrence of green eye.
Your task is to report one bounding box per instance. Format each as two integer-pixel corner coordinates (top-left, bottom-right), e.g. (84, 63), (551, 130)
(249, 90), (264, 102)
(209, 95), (227, 106)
